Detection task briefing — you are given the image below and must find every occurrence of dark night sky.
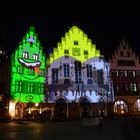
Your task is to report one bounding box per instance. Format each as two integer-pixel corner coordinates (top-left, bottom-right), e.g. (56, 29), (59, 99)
(0, 2), (140, 59)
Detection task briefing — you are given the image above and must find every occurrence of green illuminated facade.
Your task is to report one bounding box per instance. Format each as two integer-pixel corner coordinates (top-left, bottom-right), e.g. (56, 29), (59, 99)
(49, 26), (103, 64)
(10, 26), (46, 103)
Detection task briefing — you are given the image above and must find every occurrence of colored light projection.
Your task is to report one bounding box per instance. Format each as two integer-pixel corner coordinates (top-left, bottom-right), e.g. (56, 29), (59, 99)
(10, 26), (46, 103)
(48, 26), (103, 64)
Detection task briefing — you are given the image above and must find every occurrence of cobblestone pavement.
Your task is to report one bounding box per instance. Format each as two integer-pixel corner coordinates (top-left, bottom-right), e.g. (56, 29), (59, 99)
(0, 116), (140, 140)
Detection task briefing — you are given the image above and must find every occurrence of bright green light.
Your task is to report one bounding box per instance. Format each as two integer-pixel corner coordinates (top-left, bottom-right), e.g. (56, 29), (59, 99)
(48, 26), (103, 64)
(10, 26), (46, 103)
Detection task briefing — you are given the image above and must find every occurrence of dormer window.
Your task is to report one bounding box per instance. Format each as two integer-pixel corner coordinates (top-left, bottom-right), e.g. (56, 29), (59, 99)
(22, 52), (29, 59)
(74, 41), (78, 45)
(84, 50), (88, 55)
(64, 50), (69, 54)
(33, 54), (39, 61)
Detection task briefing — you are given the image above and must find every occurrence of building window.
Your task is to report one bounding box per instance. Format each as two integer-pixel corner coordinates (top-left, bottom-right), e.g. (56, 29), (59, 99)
(22, 52), (29, 59)
(134, 99), (140, 111)
(120, 51), (123, 56)
(52, 69), (58, 83)
(127, 51), (130, 57)
(64, 50), (69, 54)
(136, 71), (140, 77)
(74, 61), (82, 84)
(15, 81), (22, 92)
(74, 41), (78, 45)
(117, 60), (135, 66)
(64, 64), (70, 77)
(87, 79), (93, 85)
(29, 68), (34, 75)
(17, 66), (23, 74)
(124, 71), (127, 77)
(31, 83), (34, 93)
(114, 100), (128, 114)
(39, 69), (44, 76)
(84, 50), (88, 55)
(33, 54), (39, 61)
(86, 64), (92, 78)
(97, 70), (104, 85)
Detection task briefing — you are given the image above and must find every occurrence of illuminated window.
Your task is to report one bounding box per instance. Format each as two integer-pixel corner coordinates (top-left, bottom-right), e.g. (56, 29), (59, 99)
(97, 70), (104, 85)
(84, 50), (88, 55)
(39, 84), (44, 93)
(134, 99), (140, 111)
(64, 64), (70, 77)
(38, 83), (41, 93)
(114, 100), (128, 114)
(133, 71), (135, 77)
(39, 69), (44, 76)
(29, 68), (34, 75)
(27, 83), (30, 93)
(134, 84), (137, 92)
(52, 69), (58, 83)
(74, 41), (78, 45)
(74, 61), (82, 84)
(64, 50), (69, 54)
(17, 66), (23, 73)
(22, 52), (29, 59)
(15, 81), (22, 92)
(86, 64), (92, 78)
(31, 83), (34, 93)
(33, 54), (39, 61)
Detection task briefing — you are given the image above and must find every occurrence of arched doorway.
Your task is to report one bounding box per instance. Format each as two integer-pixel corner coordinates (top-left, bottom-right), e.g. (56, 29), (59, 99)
(114, 100), (128, 115)
(54, 98), (67, 120)
(98, 98), (106, 116)
(134, 99), (140, 111)
(15, 103), (23, 119)
(80, 97), (91, 118)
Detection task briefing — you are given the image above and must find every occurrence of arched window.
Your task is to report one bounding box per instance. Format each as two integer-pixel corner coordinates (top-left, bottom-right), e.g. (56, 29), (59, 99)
(114, 100), (128, 115)
(134, 99), (140, 111)
(87, 79), (93, 85)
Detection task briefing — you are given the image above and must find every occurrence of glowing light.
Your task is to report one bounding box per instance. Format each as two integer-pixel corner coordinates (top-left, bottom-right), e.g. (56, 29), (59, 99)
(10, 26), (46, 103)
(35, 103), (39, 107)
(9, 102), (15, 117)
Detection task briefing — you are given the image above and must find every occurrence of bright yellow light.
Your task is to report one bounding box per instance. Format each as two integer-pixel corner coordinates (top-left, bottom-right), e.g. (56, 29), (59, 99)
(9, 101), (15, 117)
(28, 108), (31, 114)
(35, 103), (39, 107)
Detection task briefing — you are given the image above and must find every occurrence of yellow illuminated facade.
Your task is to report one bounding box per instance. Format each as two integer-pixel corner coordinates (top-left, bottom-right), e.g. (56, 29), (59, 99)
(49, 26), (103, 64)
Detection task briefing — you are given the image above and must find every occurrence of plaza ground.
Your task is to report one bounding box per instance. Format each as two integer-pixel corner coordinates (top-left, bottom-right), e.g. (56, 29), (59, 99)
(0, 116), (140, 140)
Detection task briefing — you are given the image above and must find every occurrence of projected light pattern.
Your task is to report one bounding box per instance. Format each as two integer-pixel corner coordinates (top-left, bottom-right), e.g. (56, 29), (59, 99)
(48, 26), (103, 64)
(10, 26), (46, 103)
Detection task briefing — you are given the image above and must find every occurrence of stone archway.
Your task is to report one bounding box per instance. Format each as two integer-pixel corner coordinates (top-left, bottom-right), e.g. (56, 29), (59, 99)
(80, 97), (91, 118)
(54, 98), (67, 120)
(114, 100), (128, 115)
(15, 103), (23, 119)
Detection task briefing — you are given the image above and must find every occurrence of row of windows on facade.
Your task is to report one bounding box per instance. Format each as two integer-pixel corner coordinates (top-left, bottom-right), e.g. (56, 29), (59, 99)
(114, 99), (140, 113)
(120, 51), (130, 57)
(15, 81), (44, 93)
(17, 67), (45, 76)
(117, 60), (135, 66)
(22, 52), (39, 61)
(111, 70), (140, 78)
(114, 83), (140, 94)
(51, 64), (104, 84)
(64, 49), (88, 55)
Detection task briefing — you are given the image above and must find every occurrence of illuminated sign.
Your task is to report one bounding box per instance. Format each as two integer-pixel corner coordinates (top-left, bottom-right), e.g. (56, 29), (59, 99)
(48, 26), (103, 64)
(10, 26), (46, 103)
